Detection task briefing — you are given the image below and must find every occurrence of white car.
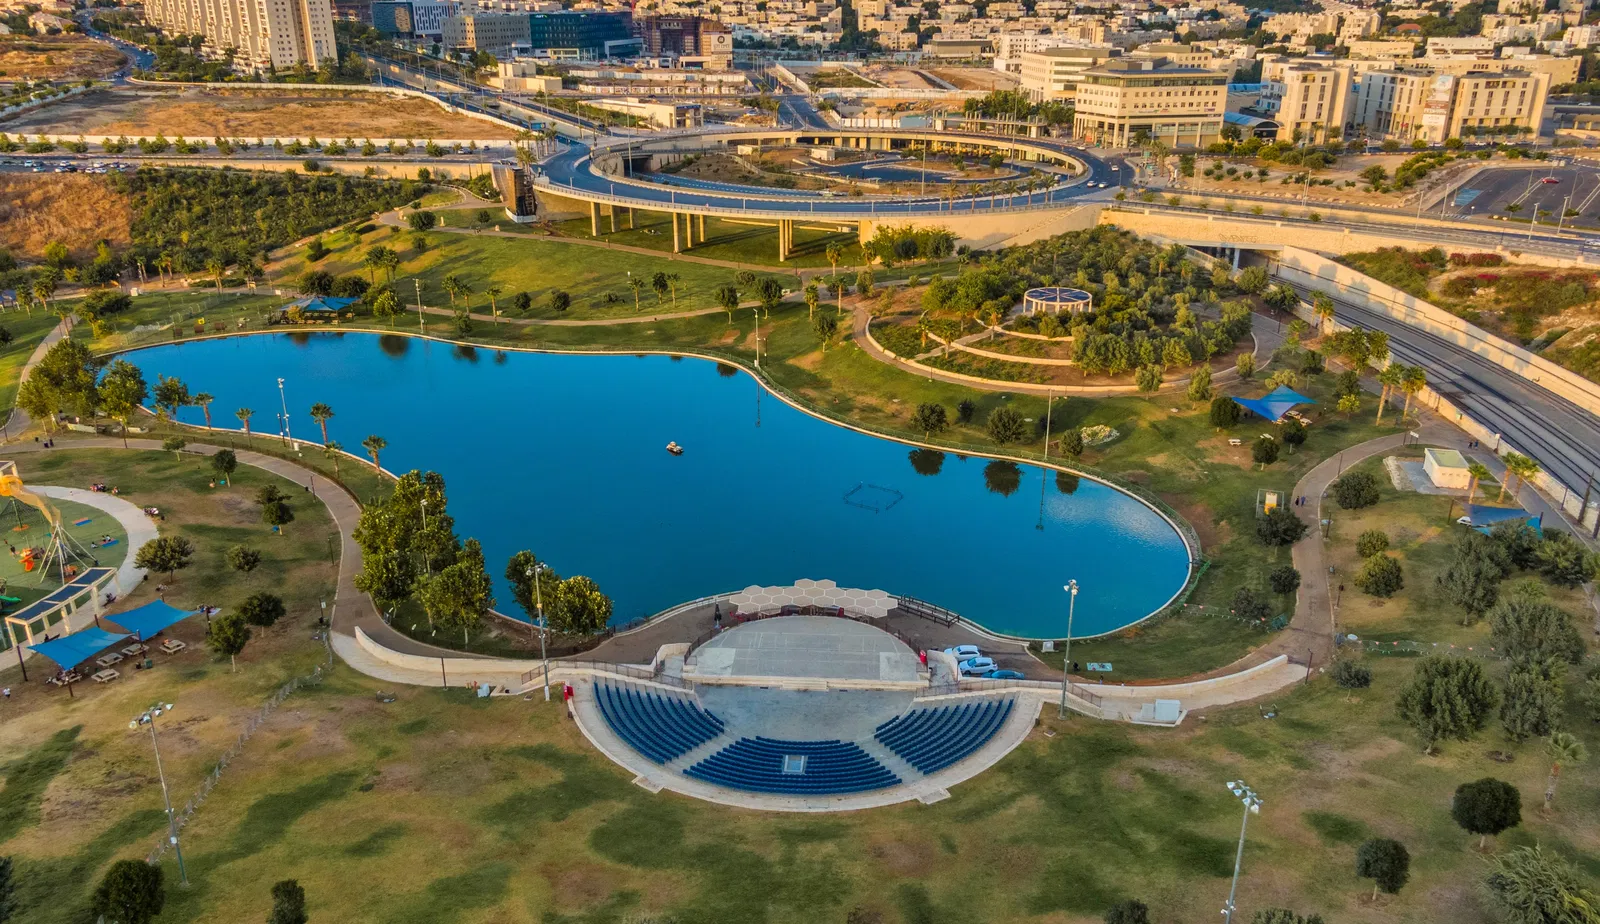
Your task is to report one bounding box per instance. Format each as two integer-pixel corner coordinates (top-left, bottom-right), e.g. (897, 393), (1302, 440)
(959, 657), (998, 676)
(944, 645), (982, 662)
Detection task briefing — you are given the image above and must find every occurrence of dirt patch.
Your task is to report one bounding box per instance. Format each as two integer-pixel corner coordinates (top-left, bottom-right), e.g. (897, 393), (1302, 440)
(1162, 494), (1229, 549)
(868, 836), (938, 876)
(0, 173), (132, 261)
(929, 67), (1020, 91)
(0, 35), (126, 80)
(5, 87), (517, 140)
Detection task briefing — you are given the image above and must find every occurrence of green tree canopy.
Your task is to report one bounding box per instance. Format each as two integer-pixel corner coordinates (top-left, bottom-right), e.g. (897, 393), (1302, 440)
(90, 860), (164, 924)
(1396, 655), (1498, 752)
(1452, 777), (1522, 848)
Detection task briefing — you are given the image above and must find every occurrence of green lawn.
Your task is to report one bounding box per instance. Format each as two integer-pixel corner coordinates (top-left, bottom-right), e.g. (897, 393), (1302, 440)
(0, 308), (65, 414)
(542, 209), (868, 270)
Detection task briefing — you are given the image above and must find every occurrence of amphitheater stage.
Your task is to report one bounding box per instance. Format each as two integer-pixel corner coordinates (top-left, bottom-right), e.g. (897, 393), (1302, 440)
(685, 616), (924, 685)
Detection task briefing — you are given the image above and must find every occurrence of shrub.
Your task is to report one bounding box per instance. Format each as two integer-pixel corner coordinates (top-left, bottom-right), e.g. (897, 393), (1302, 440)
(1268, 565), (1301, 595)
(1256, 508), (1308, 546)
(1355, 554), (1403, 597)
(1333, 659), (1372, 689)
(986, 406), (1026, 444)
(1332, 471), (1381, 509)
(1356, 529), (1390, 558)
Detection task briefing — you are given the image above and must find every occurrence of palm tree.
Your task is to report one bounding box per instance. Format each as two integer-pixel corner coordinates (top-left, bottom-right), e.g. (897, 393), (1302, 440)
(1544, 731), (1586, 811)
(441, 272), (466, 309)
(309, 402), (335, 444)
(379, 248), (401, 284)
(1312, 292), (1335, 335)
(362, 434), (387, 472)
(1465, 460), (1492, 504)
(324, 440), (344, 478)
(484, 285), (503, 328)
(156, 253), (173, 284)
(194, 392), (214, 429)
(1500, 452), (1541, 501)
(628, 277), (645, 311)
(1398, 365), (1427, 422)
(1376, 364), (1404, 424)
(206, 258), (225, 293)
(664, 273), (681, 311)
(825, 243), (844, 310)
(236, 407), (254, 440)
(362, 247), (384, 283)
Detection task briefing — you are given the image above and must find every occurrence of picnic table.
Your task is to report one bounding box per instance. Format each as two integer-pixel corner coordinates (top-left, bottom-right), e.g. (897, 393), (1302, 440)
(121, 643), (147, 657)
(92, 669), (119, 683)
(159, 639), (187, 654)
(95, 652), (124, 668)
(47, 670), (82, 686)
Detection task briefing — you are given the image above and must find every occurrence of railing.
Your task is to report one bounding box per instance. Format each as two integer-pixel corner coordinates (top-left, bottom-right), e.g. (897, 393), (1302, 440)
(681, 603), (919, 658)
(924, 675), (1104, 711)
(896, 595), (958, 627)
(517, 658), (693, 690)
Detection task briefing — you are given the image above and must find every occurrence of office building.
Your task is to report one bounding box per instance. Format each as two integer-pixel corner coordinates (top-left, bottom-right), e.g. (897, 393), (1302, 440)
(1017, 44), (1119, 101)
(1072, 56), (1229, 148)
(442, 11), (530, 56)
(371, 0), (452, 37)
(1269, 62), (1353, 142)
(527, 10), (634, 57)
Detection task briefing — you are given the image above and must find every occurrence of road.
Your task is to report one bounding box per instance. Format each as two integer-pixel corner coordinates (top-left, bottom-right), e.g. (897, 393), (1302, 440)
(1282, 279), (1600, 504)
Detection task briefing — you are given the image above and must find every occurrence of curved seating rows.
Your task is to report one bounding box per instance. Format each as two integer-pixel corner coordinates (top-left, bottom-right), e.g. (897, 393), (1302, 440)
(875, 697), (1015, 775)
(686, 737), (899, 795)
(594, 682), (725, 765)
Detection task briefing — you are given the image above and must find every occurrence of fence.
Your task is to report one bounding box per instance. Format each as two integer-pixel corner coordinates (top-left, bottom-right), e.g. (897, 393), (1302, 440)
(516, 658), (692, 690)
(146, 635), (333, 865)
(896, 595), (958, 627)
(925, 676), (1104, 712)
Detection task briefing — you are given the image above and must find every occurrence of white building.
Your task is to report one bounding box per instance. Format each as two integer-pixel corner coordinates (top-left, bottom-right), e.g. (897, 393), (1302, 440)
(143, 0), (337, 69)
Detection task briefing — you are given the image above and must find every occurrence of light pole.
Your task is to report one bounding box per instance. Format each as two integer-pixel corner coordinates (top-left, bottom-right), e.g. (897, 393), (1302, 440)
(131, 702), (187, 887)
(276, 377), (291, 446)
(1057, 579), (1078, 718)
(752, 306), (761, 369)
(414, 278), (425, 334)
(1221, 780), (1263, 924)
(528, 563), (550, 701)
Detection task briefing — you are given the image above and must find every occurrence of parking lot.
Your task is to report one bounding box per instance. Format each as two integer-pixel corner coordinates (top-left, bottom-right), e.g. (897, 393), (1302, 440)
(1439, 163), (1600, 225)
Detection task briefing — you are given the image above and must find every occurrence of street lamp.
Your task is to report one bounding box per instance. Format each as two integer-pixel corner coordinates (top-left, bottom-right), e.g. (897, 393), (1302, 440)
(276, 377), (291, 446)
(1221, 780), (1263, 924)
(528, 563), (550, 701)
(131, 702), (187, 887)
(1057, 579), (1079, 718)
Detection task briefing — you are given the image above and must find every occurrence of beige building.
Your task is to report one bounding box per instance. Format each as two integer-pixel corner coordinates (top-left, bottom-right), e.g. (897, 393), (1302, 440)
(1445, 70), (1550, 137)
(1017, 44), (1118, 100)
(587, 97), (703, 129)
(1347, 38), (1416, 61)
(1351, 68), (1548, 142)
(442, 11), (528, 56)
(1271, 63), (1353, 142)
(1425, 52), (1579, 86)
(1072, 56), (1229, 148)
(143, 0), (336, 69)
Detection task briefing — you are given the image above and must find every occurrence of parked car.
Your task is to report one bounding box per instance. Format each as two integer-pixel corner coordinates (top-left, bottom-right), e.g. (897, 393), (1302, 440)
(1542, 176), (1561, 184)
(943, 645), (981, 661)
(989, 669), (1026, 680)
(958, 657), (998, 676)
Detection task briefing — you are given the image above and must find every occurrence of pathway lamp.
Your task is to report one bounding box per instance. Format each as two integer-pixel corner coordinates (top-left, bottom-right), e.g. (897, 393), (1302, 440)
(131, 702), (187, 886)
(1221, 780), (1262, 924)
(1057, 579), (1078, 718)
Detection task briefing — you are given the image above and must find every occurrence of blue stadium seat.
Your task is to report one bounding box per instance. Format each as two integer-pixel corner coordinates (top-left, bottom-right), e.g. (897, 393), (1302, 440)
(686, 737), (900, 795)
(875, 697), (1015, 775)
(593, 683), (725, 764)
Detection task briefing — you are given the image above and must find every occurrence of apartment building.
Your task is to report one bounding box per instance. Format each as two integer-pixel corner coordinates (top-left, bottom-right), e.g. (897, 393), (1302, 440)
(1017, 44), (1119, 100)
(1072, 56), (1229, 147)
(1350, 68), (1547, 142)
(1424, 35), (1494, 56)
(1425, 51), (1579, 85)
(1445, 70), (1550, 137)
(992, 31), (1079, 72)
(1346, 38), (1416, 61)
(143, 0), (336, 69)
(442, 10), (529, 54)
(1267, 62), (1353, 142)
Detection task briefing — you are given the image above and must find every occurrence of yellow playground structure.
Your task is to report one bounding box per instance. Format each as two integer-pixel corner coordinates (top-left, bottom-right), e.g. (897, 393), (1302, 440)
(0, 460), (97, 585)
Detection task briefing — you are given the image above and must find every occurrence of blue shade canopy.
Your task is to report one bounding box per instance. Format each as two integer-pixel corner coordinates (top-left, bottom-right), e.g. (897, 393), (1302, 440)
(27, 627), (132, 668)
(5, 567), (118, 625)
(1235, 385), (1317, 424)
(105, 601), (196, 639)
(285, 296), (358, 313)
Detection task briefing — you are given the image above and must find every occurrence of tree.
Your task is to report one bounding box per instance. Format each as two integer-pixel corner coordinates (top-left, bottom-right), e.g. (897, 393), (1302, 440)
(1060, 428), (1084, 458)
(1256, 508), (1308, 546)
(236, 407), (254, 439)
(1333, 659), (1373, 689)
(153, 374), (190, 419)
(1103, 899), (1151, 924)
(134, 536), (194, 581)
(1280, 417), (1306, 453)
(1533, 532), (1598, 588)
(987, 407), (1026, 444)
(226, 545), (261, 573)
(813, 312), (840, 348)
(548, 290), (571, 313)
(714, 284), (740, 324)
(363, 435), (387, 471)
(257, 485), (295, 535)
(0, 855), (14, 924)
(161, 436), (187, 460)
(756, 278), (784, 316)
(1269, 565), (1301, 595)
(910, 403), (947, 439)
(1356, 553), (1403, 598)
(1187, 363), (1213, 403)
(192, 392), (214, 430)
(407, 210), (437, 232)
(239, 592), (286, 628)
(1209, 396), (1242, 429)
(1236, 353), (1256, 380)
(419, 538), (495, 645)
(206, 611), (251, 671)
(90, 860), (164, 924)
(804, 283), (820, 319)
(268, 879), (308, 924)
(1375, 365), (1404, 424)
(1489, 598), (1585, 665)
(1437, 547), (1503, 622)
(1485, 846), (1600, 924)
(1397, 655), (1498, 752)
(1134, 364), (1163, 393)
(1398, 365), (1427, 421)
(1501, 452), (1541, 501)
(1356, 529), (1390, 558)
(1452, 778), (1522, 849)
(1356, 838), (1411, 899)
(1251, 435), (1280, 469)
(1543, 731), (1586, 812)
(1332, 471), (1380, 509)
(98, 359), (148, 448)
(211, 449), (238, 484)
(505, 550), (560, 623)
(1501, 660), (1563, 744)
(627, 277), (645, 311)
(1237, 265), (1269, 294)
(309, 402), (335, 444)
(551, 574), (612, 635)
(1466, 460), (1492, 504)
(1232, 587), (1273, 622)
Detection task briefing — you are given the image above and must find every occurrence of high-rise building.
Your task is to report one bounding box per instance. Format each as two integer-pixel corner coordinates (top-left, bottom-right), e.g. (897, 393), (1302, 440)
(143, 0), (337, 69)
(371, 1), (453, 38)
(1269, 62), (1353, 143)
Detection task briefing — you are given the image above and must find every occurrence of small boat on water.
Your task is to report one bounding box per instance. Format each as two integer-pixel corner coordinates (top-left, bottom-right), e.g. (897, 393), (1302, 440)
(666, 441), (684, 455)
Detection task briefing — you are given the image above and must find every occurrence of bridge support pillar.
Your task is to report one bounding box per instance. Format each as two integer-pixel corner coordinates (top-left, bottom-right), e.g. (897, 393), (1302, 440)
(627, 208), (635, 230)
(777, 219), (790, 261)
(697, 214), (706, 242)
(672, 212), (682, 253)
(687, 212), (698, 248)
(608, 206), (616, 234)
(590, 202), (600, 237)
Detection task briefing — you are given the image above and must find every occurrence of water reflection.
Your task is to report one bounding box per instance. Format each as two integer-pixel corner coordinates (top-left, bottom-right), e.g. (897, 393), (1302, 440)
(984, 460), (1022, 497)
(1056, 471), (1081, 495)
(378, 334), (410, 357)
(908, 448), (944, 477)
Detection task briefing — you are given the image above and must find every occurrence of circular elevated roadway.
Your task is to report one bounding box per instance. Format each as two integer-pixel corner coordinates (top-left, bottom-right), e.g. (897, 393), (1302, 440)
(536, 128), (1123, 221)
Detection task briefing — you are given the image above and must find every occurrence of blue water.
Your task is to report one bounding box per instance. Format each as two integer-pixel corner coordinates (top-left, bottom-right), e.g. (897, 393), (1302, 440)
(125, 333), (1191, 637)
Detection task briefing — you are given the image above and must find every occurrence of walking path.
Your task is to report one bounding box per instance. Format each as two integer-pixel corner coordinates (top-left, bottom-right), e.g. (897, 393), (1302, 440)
(2, 316), (71, 440)
(32, 485), (158, 597)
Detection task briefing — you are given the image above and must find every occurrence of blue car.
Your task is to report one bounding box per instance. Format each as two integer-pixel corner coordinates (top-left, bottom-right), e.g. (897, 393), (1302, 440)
(989, 669), (1026, 680)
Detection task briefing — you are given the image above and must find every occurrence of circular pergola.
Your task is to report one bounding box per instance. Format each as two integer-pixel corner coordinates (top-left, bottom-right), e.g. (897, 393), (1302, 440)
(1022, 287), (1093, 316)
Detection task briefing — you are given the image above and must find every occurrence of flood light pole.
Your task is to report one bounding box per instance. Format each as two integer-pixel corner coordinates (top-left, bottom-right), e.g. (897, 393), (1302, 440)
(276, 377), (291, 446)
(132, 702), (187, 886)
(1057, 579), (1078, 718)
(1222, 780), (1262, 924)
(529, 562), (550, 701)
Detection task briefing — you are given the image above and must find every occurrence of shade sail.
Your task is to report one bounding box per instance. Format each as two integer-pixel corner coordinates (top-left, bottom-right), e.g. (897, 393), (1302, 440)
(27, 627), (132, 668)
(1235, 385), (1316, 424)
(105, 601), (197, 639)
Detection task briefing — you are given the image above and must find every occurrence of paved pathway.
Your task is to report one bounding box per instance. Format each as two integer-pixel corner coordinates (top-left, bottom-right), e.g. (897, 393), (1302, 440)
(2, 316), (71, 440)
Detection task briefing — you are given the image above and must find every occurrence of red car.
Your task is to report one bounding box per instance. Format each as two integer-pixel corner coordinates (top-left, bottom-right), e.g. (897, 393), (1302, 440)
(1541, 177), (1561, 184)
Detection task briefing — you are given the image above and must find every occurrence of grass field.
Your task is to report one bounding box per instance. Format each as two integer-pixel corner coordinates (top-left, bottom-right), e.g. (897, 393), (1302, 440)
(541, 209), (868, 270)
(0, 35), (125, 80)
(0, 309), (63, 414)
(0, 173), (134, 262)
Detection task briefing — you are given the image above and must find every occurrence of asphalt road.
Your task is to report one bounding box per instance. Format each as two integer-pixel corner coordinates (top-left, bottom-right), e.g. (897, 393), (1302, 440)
(1284, 280), (1600, 504)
